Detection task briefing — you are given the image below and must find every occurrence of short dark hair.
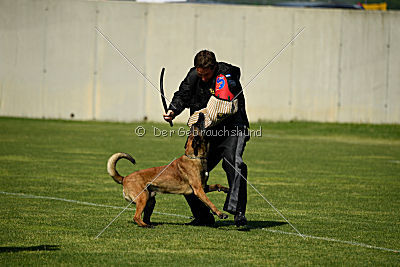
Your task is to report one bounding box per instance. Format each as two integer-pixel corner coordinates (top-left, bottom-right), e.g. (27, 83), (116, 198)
(194, 50), (217, 69)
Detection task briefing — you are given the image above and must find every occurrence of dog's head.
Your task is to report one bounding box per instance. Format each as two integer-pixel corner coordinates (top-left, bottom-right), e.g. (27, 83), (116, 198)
(184, 113), (208, 157)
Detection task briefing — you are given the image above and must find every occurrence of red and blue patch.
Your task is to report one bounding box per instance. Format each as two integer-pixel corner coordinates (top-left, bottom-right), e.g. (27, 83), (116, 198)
(215, 74), (234, 101)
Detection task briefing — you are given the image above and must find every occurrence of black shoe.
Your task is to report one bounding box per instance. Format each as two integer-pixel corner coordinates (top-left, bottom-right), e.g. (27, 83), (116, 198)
(234, 212), (247, 227)
(185, 215), (215, 226)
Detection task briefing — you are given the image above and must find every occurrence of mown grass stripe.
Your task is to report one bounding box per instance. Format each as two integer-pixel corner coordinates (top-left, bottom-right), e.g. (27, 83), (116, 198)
(263, 229), (400, 253)
(0, 191), (191, 219)
(2, 191), (398, 254)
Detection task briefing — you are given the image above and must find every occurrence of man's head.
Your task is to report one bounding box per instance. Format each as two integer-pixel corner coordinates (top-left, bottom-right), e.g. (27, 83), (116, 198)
(194, 50), (217, 82)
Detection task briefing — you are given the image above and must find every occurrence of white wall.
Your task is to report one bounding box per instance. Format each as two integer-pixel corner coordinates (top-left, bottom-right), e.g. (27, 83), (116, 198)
(1, 0), (399, 124)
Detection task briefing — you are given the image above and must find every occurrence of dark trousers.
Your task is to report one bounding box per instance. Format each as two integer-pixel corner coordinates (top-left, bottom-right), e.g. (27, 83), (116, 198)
(185, 130), (248, 218)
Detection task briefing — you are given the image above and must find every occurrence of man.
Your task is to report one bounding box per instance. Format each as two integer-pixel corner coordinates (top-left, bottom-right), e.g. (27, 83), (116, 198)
(163, 50), (249, 227)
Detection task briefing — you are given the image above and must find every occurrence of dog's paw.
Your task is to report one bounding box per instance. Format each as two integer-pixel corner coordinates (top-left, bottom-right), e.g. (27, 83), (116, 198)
(220, 187), (230, 193)
(218, 213), (228, 219)
(216, 185), (230, 193)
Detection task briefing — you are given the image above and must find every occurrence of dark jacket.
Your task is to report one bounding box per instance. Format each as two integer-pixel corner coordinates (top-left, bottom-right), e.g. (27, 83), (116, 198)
(169, 62), (249, 129)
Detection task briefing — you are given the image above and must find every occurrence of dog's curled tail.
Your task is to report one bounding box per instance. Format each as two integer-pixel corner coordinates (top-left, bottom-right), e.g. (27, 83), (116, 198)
(107, 152), (136, 184)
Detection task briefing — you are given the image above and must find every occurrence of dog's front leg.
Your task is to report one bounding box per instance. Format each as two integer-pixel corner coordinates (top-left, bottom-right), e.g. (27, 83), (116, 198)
(191, 183), (228, 219)
(205, 184), (229, 193)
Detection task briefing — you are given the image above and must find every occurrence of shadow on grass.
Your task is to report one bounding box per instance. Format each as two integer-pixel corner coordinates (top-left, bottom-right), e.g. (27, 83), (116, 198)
(129, 220), (287, 231)
(215, 220), (288, 231)
(0, 245), (60, 253)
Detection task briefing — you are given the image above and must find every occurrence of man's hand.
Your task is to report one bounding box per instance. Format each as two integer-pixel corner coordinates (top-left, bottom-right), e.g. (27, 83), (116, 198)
(163, 110), (175, 122)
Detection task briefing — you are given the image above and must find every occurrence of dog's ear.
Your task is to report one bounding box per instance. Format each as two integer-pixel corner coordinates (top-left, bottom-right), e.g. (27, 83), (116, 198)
(184, 136), (189, 149)
(198, 112), (205, 123)
(191, 135), (200, 156)
(191, 112), (205, 136)
(193, 112), (205, 128)
(198, 112), (205, 131)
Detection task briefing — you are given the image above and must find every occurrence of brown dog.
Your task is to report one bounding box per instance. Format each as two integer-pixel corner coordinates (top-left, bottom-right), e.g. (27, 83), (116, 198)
(107, 113), (229, 227)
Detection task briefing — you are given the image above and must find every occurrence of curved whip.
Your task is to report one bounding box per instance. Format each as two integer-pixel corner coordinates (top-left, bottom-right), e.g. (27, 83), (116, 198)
(160, 68), (173, 127)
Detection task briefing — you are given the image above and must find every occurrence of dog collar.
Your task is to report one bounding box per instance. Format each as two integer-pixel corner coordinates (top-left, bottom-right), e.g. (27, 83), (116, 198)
(184, 154), (207, 160)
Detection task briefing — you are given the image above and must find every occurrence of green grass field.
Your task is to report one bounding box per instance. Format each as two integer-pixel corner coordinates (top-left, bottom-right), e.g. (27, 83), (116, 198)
(0, 117), (399, 265)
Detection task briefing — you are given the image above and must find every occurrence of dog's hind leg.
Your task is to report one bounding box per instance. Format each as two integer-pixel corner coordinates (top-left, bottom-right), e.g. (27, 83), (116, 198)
(143, 195), (156, 225)
(133, 191), (152, 227)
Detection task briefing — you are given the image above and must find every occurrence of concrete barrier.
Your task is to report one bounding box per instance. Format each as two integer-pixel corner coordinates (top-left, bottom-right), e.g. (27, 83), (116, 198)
(0, 0), (399, 124)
